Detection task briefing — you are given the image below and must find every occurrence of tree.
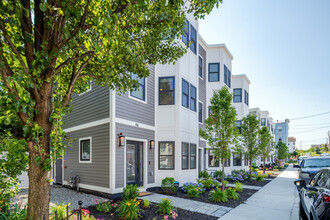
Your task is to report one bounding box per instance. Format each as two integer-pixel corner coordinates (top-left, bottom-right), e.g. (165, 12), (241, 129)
(276, 141), (289, 161)
(258, 126), (274, 174)
(240, 114), (260, 178)
(0, 1), (222, 218)
(199, 87), (238, 191)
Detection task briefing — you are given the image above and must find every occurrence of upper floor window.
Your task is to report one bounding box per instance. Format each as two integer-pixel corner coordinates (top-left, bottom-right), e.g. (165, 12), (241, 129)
(182, 79), (189, 108)
(224, 65), (231, 88)
(233, 88), (242, 103)
(244, 90), (249, 105)
(261, 118), (266, 126)
(198, 102), (203, 123)
(190, 25), (197, 54)
(159, 77), (175, 105)
(198, 56), (203, 78)
(190, 85), (196, 112)
(235, 120), (242, 134)
(182, 19), (189, 46)
(208, 63), (220, 82)
(130, 73), (146, 101)
(278, 127), (282, 132)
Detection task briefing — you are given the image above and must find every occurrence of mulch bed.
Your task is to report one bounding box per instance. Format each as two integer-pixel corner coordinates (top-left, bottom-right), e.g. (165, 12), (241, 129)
(154, 187), (258, 208)
(84, 202), (218, 220)
(233, 179), (271, 187)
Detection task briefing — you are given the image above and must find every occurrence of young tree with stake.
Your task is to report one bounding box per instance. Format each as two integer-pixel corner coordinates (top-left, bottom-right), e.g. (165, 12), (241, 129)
(199, 87), (238, 191)
(258, 126), (274, 174)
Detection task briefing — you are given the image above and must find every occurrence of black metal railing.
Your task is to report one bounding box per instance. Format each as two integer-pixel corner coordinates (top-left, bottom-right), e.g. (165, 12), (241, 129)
(45, 201), (84, 220)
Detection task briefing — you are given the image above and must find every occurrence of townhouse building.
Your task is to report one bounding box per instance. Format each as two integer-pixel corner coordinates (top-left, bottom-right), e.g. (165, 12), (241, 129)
(288, 137), (296, 153)
(275, 119), (290, 146)
(53, 15), (252, 196)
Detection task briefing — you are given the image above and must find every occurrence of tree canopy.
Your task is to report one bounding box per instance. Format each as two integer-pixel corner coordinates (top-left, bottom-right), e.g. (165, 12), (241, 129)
(258, 126), (274, 174)
(276, 141), (289, 160)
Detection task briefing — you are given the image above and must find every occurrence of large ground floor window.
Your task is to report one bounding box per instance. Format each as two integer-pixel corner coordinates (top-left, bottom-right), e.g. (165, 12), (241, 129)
(159, 142), (174, 170)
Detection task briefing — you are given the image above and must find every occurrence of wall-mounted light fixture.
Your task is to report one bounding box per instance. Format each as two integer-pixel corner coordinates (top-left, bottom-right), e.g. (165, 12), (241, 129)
(118, 133), (125, 147)
(149, 140), (155, 149)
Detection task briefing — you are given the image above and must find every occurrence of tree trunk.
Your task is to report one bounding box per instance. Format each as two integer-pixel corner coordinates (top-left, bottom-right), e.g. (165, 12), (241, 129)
(263, 156), (266, 174)
(249, 158), (252, 180)
(221, 159), (225, 191)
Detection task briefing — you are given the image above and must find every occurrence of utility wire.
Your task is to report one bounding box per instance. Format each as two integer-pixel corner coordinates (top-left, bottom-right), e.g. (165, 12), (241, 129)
(290, 111), (330, 121)
(290, 125), (330, 134)
(290, 122), (330, 127)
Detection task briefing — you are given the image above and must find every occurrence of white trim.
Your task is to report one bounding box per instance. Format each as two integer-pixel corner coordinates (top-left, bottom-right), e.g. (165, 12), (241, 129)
(77, 183), (111, 193)
(128, 77), (148, 104)
(64, 118), (110, 133)
(110, 90), (116, 192)
(78, 137), (92, 163)
(114, 118), (155, 131)
(78, 81), (92, 96)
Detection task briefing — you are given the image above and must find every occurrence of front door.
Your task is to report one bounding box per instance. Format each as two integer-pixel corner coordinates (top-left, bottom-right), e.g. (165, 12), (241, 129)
(55, 158), (62, 184)
(126, 141), (143, 187)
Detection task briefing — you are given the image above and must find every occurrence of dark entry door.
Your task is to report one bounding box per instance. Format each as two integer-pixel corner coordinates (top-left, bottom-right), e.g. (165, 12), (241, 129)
(126, 141), (143, 186)
(198, 149), (202, 173)
(55, 158), (62, 184)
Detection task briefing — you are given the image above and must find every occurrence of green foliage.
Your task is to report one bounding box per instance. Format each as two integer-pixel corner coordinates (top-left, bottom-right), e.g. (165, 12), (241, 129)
(226, 188), (239, 200)
(223, 180), (229, 187)
(0, 203), (27, 220)
(209, 189), (228, 203)
(116, 198), (142, 220)
(122, 184), (140, 200)
(198, 170), (210, 179)
(187, 189), (200, 198)
(197, 178), (220, 189)
(276, 142), (289, 160)
(199, 87), (238, 190)
(156, 198), (175, 215)
(234, 182), (243, 192)
(50, 203), (70, 220)
(143, 199), (150, 208)
(161, 177), (177, 195)
(213, 170), (223, 179)
(240, 114), (260, 177)
(256, 175), (264, 182)
(258, 126), (274, 173)
(94, 199), (113, 213)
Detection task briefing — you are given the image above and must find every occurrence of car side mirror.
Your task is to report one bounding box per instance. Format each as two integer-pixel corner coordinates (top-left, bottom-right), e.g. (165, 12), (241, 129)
(294, 179), (306, 191)
(293, 164), (300, 168)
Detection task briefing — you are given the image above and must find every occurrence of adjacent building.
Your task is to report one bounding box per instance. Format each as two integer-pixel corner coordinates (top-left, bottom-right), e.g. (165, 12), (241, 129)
(275, 119), (290, 146)
(288, 137), (296, 153)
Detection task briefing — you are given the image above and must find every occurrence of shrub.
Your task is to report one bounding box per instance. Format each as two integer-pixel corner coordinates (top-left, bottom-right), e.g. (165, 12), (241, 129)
(225, 173), (244, 182)
(234, 182), (243, 192)
(123, 184), (140, 200)
(50, 203), (70, 220)
(198, 171), (210, 179)
(161, 177), (177, 195)
(156, 198), (175, 215)
(213, 170), (223, 179)
(187, 189), (200, 198)
(256, 175), (264, 182)
(182, 182), (205, 198)
(116, 198), (142, 220)
(224, 180), (229, 187)
(143, 199), (150, 208)
(273, 169), (279, 171)
(94, 199), (113, 213)
(0, 203), (27, 220)
(197, 178), (220, 189)
(209, 189), (228, 203)
(226, 188), (239, 200)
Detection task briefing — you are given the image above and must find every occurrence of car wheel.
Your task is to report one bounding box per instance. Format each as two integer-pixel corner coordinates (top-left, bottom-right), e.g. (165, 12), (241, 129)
(299, 202), (308, 220)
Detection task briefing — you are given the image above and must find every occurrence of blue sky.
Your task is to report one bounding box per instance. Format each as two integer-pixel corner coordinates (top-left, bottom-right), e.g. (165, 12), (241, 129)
(199, 0), (330, 149)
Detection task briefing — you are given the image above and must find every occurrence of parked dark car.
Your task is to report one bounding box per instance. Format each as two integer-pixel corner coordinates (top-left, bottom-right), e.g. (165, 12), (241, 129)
(294, 168), (330, 220)
(297, 156), (330, 179)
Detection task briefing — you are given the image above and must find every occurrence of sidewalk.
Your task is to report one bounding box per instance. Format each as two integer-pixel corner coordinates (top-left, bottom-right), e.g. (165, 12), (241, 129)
(219, 165), (299, 220)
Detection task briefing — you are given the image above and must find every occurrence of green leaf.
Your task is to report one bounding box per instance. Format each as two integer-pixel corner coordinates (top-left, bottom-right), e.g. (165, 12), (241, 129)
(39, 3), (47, 12)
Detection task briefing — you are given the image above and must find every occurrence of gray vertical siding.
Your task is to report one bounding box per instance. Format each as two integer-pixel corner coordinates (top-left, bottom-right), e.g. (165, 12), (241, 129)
(115, 65), (155, 126)
(198, 44), (207, 134)
(115, 123), (155, 188)
(64, 123), (110, 188)
(63, 81), (110, 129)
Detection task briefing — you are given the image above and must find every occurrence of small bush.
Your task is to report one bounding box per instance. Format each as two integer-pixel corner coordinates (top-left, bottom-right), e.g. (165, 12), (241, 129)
(116, 198), (142, 220)
(50, 203), (70, 220)
(156, 198), (175, 215)
(197, 178), (220, 189)
(224, 180), (229, 187)
(199, 171), (210, 179)
(226, 188), (239, 200)
(161, 177), (177, 195)
(0, 203), (27, 220)
(256, 175), (264, 182)
(273, 169), (279, 171)
(143, 199), (150, 208)
(209, 189), (228, 203)
(234, 182), (243, 192)
(94, 199), (113, 213)
(182, 182), (205, 198)
(187, 189), (200, 198)
(122, 184), (140, 200)
(213, 170), (223, 179)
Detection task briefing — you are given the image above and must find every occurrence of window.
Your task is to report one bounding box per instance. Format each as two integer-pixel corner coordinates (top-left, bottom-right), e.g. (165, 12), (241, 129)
(208, 63), (220, 82)
(190, 25), (197, 54)
(224, 65), (231, 88)
(278, 126), (282, 132)
(233, 154), (242, 166)
(159, 142), (174, 170)
(182, 143), (189, 170)
(79, 138), (92, 163)
(233, 89), (242, 103)
(190, 85), (196, 111)
(182, 19), (189, 46)
(198, 102), (203, 123)
(190, 144), (196, 169)
(208, 150), (219, 167)
(159, 77), (175, 105)
(224, 158), (231, 167)
(235, 120), (242, 134)
(182, 79), (189, 108)
(261, 118), (266, 126)
(130, 73), (145, 101)
(198, 56), (203, 78)
(208, 107), (213, 117)
(244, 90), (249, 105)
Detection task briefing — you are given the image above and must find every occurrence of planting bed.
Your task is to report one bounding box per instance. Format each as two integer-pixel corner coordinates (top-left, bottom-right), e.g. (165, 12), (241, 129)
(155, 187), (258, 208)
(230, 179), (271, 187)
(84, 202), (218, 220)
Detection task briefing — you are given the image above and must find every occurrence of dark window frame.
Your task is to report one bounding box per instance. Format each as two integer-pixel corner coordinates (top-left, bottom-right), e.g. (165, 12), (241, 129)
(233, 154), (242, 166)
(182, 19), (189, 46)
(130, 73), (146, 101)
(159, 76), (175, 105)
(189, 24), (197, 54)
(261, 118), (266, 126)
(198, 56), (203, 79)
(182, 142), (189, 170)
(235, 120), (242, 134)
(244, 90), (249, 106)
(224, 157), (231, 167)
(198, 102), (203, 123)
(190, 144), (196, 169)
(182, 78), (189, 108)
(190, 84), (197, 112)
(233, 88), (242, 103)
(208, 63), (220, 82)
(159, 141), (175, 170)
(208, 149), (220, 167)
(80, 139), (91, 162)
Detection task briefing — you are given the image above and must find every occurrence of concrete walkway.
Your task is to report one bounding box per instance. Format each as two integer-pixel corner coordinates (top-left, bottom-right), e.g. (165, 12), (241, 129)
(139, 193), (232, 218)
(219, 165), (299, 220)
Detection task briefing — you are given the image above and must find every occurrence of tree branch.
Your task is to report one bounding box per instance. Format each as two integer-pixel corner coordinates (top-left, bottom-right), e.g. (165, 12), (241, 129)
(20, 0), (34, 69)
(0, 21), (30, 75)
(55, 51), (94, 73)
